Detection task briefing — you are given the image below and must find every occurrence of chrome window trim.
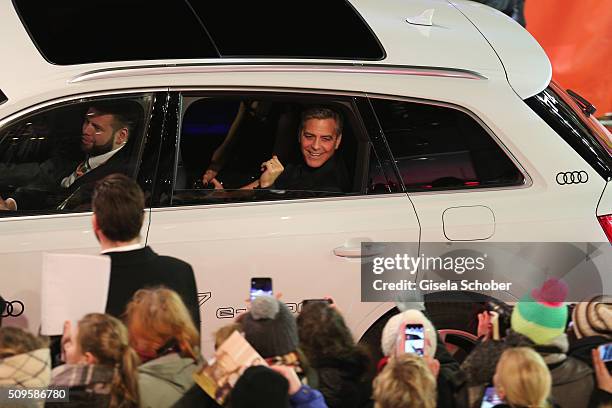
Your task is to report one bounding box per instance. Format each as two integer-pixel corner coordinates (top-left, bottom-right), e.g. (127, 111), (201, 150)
(0, 210), (94, 222)
(154, 192), (410, 213)
(70, 63), (486, 83)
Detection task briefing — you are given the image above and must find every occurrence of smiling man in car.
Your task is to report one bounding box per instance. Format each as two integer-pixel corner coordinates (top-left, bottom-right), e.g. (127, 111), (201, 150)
(233, 107), (350, 193)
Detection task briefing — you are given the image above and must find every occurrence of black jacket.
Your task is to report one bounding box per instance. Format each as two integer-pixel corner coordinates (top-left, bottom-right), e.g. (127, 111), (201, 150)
(274, 155), (350, 193)
(312, 352), (374, 408)
(14, 145), (134, 211)
(104, 246), (200, 331)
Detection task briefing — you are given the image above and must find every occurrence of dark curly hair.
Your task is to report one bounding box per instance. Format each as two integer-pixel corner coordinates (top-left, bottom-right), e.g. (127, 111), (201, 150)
(297, 302), (369, 366)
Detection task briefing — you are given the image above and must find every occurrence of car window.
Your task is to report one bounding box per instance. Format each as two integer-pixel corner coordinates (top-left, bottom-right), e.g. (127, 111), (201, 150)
(169, 95), (389, 207)
(370, 98), (524, 191)
(15, 0), (383, 64)
(190, 0), (384, 59)
(14, 0), (217, 64)
(525, 83), (612, 180)
(0, 95), (152, 216)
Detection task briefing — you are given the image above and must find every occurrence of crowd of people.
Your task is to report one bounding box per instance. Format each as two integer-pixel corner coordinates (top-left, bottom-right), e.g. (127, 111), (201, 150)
(1, 174), (611, 408)
(1, 283), (611, 407)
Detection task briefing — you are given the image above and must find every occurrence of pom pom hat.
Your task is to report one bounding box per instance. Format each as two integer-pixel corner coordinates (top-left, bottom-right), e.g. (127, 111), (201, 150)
(511, 278), (569, 345)
(240, 296), (299, 358)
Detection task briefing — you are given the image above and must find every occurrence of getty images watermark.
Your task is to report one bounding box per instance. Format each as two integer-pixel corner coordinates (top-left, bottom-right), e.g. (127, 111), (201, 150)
(371, 252), (511, 292)
(360, 242), (611, 302)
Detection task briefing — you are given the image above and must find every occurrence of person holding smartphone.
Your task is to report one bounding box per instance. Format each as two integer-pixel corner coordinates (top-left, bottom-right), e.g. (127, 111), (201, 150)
(377, 310), (467, 408)
(239, 295), (318, 387)
(379, 310), (439, 376)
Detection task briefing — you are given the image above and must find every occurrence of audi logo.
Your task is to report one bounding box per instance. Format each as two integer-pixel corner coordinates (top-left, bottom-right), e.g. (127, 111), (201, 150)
(1, 300), (25, 317)
(556, 171), (588, 185)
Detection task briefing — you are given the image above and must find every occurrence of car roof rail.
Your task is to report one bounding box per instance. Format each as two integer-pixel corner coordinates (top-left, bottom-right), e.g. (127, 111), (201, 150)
(70, 63), (487, 83)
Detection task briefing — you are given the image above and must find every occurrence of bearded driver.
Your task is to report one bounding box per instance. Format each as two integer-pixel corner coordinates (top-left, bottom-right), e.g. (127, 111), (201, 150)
(0, 100), (140, 211)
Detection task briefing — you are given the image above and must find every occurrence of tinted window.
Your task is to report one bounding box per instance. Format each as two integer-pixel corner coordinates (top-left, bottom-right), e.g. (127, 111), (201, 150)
(0, 95), (152, 215)
(14, 0), (218, 64)
(525, 85), (612, 180)
(14, 0), (384, 64)
(191, 0), (384, 59)
(170, 95), (385, 206)
(0, 89), (7, 105)
(371, 99), (524, 191)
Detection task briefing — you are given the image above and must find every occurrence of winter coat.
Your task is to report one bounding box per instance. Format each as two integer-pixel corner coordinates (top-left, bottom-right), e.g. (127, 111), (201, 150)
(138, 353), (198, 408)
(290, 385), (328, 408)
(312, 353), (373, 408)
(0, 348), (51, 408)
(47, 363), (117, 408)
(460, 331), (594, 408)
(547, 356), (594, 408)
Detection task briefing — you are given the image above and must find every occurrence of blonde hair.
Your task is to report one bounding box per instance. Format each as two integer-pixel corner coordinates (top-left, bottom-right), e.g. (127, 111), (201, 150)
(495, 347), (552, 408)
(214, 323), (241, 350)
(373, 353), (436, 408)
(0, 327), (48, 358)
(78, 313), (139, 408)
(125, 287), (199, 360)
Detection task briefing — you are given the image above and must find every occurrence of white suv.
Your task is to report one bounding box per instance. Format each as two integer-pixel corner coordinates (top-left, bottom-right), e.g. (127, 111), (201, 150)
(1, 0), (610, 355)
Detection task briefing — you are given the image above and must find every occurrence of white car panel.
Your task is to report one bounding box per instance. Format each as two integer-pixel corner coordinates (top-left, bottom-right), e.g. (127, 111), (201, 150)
(146, 195), (420, 356)
(449, 0), (552, 99)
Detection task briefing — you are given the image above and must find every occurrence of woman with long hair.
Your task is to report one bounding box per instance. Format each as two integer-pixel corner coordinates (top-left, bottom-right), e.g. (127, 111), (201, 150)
(493, 347), (553, 408)
(297, 301), (374, 408)
(125, 287), (201, 408)
(49, 313), (139, 408)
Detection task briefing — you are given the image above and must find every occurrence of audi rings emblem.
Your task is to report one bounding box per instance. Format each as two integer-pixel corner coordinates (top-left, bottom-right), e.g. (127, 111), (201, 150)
(1, 300), (25, 317)
(556, 171), (588, 185)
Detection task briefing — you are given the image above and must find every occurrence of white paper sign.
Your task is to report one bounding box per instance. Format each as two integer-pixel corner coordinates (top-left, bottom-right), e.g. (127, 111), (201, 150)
(41, 253), (111, 335)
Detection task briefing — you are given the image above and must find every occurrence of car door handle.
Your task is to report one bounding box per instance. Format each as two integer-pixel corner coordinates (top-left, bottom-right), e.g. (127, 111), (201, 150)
(333, 240), (384, 258)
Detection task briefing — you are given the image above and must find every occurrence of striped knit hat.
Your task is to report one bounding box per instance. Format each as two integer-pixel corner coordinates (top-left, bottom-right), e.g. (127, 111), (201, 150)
(511, 278), (569, 345)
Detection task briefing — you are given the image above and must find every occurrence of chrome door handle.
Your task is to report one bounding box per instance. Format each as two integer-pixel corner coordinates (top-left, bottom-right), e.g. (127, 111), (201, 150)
(333, 240), (384, 258)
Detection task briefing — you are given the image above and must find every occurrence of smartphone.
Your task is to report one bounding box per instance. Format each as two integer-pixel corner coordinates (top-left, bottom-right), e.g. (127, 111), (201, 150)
(250, 277), (273, 300)
(302, 299), (333, 308)
(480, 386), (503, 408)
(403, 323), (425, 356)
(599, 343), (612, 362)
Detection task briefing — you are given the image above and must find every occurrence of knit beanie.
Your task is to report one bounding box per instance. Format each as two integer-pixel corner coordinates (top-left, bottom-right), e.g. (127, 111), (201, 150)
(572, 295), (612, 339)
(380, 310), (437, 357)
(511, 278), (569, 345)
(240, 296), (299, 358)
(231, 366), (290, 408)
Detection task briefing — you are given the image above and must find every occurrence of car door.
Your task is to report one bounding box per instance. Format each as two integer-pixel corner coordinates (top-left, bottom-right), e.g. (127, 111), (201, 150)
(0, 91), (167, 332)
(144, 90), (421, 356)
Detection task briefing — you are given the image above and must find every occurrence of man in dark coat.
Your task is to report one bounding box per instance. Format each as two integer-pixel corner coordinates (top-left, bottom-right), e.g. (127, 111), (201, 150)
(91, 173), (200, 332)
(211, 107), (350, 194)
(0, 100), (140, 211)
